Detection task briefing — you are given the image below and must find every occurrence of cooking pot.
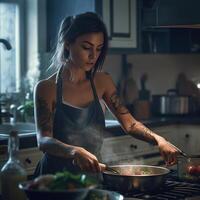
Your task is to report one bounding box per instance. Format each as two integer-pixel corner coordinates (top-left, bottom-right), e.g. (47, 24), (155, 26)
(177, 155), (200, 182)
(102, 164), (170, 192)
(152, 94), (196, 115)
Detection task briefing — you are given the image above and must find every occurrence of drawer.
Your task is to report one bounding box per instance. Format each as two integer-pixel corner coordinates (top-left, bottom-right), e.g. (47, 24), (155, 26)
(0, 148), (43, 175)
(101, 135), (156, 163)
(18, 148), (43, 175)
(152, 125), (179, 135)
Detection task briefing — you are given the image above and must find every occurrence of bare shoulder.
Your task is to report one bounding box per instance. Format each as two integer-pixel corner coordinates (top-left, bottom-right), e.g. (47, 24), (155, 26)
(95, 71), (114, 85)
(35, 74), (56, 99)
(95, 71), (116, 97)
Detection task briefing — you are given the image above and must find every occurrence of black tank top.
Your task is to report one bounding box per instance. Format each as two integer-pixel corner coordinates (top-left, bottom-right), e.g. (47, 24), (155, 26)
(34, 67), (105, 176)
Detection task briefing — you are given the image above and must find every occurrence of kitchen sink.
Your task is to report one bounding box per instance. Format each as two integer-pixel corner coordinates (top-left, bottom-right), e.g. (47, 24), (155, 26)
(0, 122), (36, 137)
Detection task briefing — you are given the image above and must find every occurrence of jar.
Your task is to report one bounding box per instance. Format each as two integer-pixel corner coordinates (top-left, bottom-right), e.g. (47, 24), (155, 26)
(177, 155), (200, 182)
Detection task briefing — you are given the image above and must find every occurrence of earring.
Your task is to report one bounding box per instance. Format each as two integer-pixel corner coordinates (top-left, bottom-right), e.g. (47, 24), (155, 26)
(68, 68), (75, 82)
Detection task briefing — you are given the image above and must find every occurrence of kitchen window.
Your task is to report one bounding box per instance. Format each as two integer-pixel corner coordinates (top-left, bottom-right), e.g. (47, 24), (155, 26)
(0, 0), (24, 94)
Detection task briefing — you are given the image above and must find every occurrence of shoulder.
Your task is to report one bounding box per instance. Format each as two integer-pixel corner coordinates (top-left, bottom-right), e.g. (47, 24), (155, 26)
(34, 74), (56, 97)
(94, 71), (116, 95)
(95, 71), (114, 84)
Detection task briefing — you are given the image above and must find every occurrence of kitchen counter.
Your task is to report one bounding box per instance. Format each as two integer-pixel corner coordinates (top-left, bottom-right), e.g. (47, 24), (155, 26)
(106, 116), (200, 128)
(105, 116), (200, 137)
(0, 116), (200, 148)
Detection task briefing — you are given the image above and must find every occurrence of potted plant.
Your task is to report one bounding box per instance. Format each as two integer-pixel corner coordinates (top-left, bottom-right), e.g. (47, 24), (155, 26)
(18, 100), (34, 122)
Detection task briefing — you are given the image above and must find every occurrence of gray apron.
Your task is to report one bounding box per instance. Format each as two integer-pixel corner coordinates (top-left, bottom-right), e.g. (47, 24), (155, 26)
(34, 67), (105, 176)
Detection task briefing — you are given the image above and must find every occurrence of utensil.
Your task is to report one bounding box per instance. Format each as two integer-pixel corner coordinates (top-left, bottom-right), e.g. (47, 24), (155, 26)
(104, 166), (120, 174)
(139, 73), (150, 101)
(99, 163), (120, 174)
(168, 143), (188, 158)
(102, 164), (170, 192)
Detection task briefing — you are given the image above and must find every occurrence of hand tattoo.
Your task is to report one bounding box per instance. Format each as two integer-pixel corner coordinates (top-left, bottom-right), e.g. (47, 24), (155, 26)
(37, 97), (54, 132)
(110, 92), (129, 115)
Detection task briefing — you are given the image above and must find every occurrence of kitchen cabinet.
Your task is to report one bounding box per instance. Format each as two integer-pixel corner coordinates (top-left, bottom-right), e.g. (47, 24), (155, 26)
(140, 0), (200, 53)
(177, 125), (200, 155)
(101, 124), (200, 166)
(0, 147), (43, 176)
(100, 135), (160, 165)
(152, 125), (181, 148)
(142, 0), (200, 27)
(100, 0), (138, 53)
(46, 0), (138, 52)
(152, 124), (200, 155)
(141, 28), (200, 53)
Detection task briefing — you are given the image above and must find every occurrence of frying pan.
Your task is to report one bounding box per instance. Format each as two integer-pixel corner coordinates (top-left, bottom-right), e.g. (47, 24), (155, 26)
(102, 164), (170, 192)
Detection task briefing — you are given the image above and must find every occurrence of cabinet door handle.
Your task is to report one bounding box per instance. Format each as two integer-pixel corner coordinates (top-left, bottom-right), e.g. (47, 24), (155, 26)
(185, 133), (190, 139)
(130, 144), (137, 149)
(25, 158), (32, 164)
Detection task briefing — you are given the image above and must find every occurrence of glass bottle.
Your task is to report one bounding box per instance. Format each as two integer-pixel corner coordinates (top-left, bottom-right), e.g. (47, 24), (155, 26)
(0, 131), (27, 200)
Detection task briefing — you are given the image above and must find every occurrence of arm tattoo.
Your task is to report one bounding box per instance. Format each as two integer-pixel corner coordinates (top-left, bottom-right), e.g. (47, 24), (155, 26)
(110, 92), (129, 115)
(129, 123), (157, 145)
(37, 97), (54, 132)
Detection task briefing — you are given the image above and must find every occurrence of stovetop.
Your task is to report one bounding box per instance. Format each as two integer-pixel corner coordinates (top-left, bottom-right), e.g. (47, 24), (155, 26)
(123, 180), (200, 200)
(108, 170), (200, 200)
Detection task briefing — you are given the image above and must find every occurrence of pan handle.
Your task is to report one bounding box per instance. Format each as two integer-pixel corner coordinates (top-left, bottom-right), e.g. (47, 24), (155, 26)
(168, 143), (188, 157)
(99, 163), (120, 174)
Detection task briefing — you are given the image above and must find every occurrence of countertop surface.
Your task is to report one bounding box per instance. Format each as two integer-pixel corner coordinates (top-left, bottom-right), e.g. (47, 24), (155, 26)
(105, 116), (200, 128)
(0, 116), (200, 148)
(105, 116), (200, 136)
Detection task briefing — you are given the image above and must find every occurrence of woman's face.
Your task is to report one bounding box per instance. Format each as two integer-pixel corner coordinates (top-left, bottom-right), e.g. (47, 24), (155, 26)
(67, 32), (104, 71)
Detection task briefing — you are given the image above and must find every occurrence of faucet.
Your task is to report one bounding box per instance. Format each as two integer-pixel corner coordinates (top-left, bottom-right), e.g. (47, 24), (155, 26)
(0, 39), (12, 50)
(0, 38), (12, 124)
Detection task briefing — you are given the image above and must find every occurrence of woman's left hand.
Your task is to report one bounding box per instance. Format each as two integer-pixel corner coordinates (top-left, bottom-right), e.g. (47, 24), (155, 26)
(156, 136), (180, 166)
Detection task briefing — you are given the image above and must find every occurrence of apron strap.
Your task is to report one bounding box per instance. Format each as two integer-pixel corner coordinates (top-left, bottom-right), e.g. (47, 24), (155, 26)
(56, 68), (101, 107)
(56, 66), (64, 105)
(88, 72), (101, 106)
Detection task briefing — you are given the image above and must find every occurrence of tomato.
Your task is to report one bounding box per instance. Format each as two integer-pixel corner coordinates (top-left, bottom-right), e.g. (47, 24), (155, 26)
(187, 165), (200, 176)
(197, 165), (200, 174)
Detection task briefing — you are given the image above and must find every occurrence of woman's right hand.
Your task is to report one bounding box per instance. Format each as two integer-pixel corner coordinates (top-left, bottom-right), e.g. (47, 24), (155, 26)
(72, 147), (102, 173)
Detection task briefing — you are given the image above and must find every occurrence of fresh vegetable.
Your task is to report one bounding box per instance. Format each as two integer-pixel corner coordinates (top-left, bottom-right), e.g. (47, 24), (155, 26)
(27, 171), (97, 191)
(187, 165), (200, 176)
(118, 167), (153, 176)
(49, 171), (96, 191)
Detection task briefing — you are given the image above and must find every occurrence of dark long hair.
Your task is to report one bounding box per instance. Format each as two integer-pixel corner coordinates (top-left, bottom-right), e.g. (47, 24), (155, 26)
(50, 12), (108, 76)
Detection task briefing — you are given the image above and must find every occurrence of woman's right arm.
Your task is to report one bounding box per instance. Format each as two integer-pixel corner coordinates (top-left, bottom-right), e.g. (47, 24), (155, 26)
(34, 80), (76, 158)
(34, 80), (101, 172)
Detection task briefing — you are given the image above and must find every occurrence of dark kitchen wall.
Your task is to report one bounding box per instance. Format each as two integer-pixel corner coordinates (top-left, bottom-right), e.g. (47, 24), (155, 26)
(103, 53), (200, 96)
(46, 0), (95, 50)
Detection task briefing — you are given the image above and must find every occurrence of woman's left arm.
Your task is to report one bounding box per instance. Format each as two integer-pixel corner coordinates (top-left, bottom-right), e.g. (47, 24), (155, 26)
(102, 73), (179, 165)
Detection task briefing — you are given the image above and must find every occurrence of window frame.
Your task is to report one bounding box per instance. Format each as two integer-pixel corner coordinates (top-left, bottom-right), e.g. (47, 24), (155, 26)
(0, 0), (25, 93)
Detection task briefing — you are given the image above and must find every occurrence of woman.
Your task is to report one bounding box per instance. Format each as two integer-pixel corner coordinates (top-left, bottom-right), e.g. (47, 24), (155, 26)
(34, 12), (179, 176)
